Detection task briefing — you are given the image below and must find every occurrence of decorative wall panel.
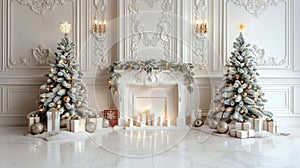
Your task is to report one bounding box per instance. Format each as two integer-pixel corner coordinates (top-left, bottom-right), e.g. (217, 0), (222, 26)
(3, 0), (80, 71)
(4, 86), (40, 115)
(263, 86), (291, 114)
(0, 87), (3, 114)
(118, 0), (178, 62)
(293, 86), (300, 114)
(224, 0), (291, 70)
(192, 0), (209, 69)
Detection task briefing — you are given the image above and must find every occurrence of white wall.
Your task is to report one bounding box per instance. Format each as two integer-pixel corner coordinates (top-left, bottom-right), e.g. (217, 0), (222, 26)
(0, 0), (299, 127)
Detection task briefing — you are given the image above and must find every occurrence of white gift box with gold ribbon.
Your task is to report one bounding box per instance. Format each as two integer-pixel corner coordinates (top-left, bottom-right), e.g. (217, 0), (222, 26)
(230, 129), (255, 139)
(86, 117), (103, 130)
(71, 118), (86, 133)
(47, 109), (60, 132)
(248, 118), (263, 132)
(235, 122), (251, 131)
(263, 118), (277, 133)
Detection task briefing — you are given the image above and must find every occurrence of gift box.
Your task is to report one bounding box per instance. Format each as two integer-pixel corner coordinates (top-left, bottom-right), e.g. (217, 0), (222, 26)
(86, 117), (103, 130)
(60, 116), (71, 131)
(235, 122), (251, 131)
(263, 118), (277, 133)
(46, 108), (60, 132)
(248, 118), (263, 132)
(71, 118), (86, 133)
(28, 115), (40, 132)
(104, 109), (118, 127)
(230, 129), (255, 139)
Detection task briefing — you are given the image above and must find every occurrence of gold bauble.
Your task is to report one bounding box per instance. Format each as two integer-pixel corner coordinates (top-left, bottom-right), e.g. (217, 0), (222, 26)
(59, 59), (64, 64)
(242, 92), (247, 97)
(39, 104), (44, 108)
(239, 109), (244, 114)
(245, 63), (249, 67)
(44, 87), (50, 92)
(63, 96), (71, 103)
(232, 94), (237, 99)
(253, 98), (258, 102)
(241, 80), (244, 84)
(235, 74), (240, 79)
(76, 101), (82, 106)
(247, 85), (252, 89)
(226, 107), (234, 112)
(68, 62), (72, 66)
(50, 84), (54, 88)
(56, 104), (61, 109)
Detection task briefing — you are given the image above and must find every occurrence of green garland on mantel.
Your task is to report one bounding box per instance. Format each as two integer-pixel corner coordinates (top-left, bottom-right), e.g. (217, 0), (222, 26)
(108, 59), (195, 93)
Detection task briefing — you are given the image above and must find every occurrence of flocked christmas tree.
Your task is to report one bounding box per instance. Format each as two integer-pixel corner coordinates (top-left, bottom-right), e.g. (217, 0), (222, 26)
(31, 22), (91, 122)
(208, 32), (273, 123)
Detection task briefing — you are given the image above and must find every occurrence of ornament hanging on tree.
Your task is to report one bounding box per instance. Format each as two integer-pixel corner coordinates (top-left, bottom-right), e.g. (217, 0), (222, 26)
(207, 30), (273, 124)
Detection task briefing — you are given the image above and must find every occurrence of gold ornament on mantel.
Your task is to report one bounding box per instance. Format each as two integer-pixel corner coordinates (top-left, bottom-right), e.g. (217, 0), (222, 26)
(63, 96), (71, 103)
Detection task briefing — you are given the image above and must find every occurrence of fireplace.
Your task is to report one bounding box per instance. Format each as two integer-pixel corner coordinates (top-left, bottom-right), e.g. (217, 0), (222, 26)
(115, 70), (189, 128)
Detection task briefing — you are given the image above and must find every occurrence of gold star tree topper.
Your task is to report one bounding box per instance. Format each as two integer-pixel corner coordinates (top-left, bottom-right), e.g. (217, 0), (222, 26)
(239, 23), (245, 32)
(59, 21), (72, 35)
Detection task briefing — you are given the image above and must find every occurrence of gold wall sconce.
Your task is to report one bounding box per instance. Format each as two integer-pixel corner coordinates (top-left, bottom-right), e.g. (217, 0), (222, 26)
(195, 19), (207, 34)
(93, 18), (106, 33)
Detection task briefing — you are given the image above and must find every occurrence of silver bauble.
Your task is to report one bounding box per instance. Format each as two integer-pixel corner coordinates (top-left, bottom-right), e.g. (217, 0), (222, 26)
(216, 121), (229, 134)
(194, 119), (203, 127)
(85, 122), (96, 133)
(208, 119), (218, 129)
(31, 123), (44, 134)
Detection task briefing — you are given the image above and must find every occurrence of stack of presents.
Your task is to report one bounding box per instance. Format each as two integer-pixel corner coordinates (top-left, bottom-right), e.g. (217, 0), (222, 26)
(27, 109), (119, 134)
(230, 118), (278, 138)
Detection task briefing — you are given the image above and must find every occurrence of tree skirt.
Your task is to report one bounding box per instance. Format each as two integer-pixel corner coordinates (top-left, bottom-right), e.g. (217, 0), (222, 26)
(24, 129), (113, 142)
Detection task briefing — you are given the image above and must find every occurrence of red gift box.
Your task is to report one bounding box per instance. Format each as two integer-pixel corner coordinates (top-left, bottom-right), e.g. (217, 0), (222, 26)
(104, 109), (118, 127)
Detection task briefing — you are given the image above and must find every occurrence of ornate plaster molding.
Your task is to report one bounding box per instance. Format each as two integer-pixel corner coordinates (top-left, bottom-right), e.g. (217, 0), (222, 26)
(192, 0), (208, 69)
(92, 0), (108, 69)
(128, 0), (173, 61)
(10, 44), (53, 66)
(144, 0), (160, 8)
(15, 0), (66, 17)
(229, 0), (285, 17)
(253, 44), (286, 66)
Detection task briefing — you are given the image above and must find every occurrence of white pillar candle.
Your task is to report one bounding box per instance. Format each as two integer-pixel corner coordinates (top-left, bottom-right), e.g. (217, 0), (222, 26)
(196, 109), (202, 119)
(134, 115), (140, 126)
(158, 116), (163, 126)
(166, 118), (171, 127)
(190, 109), (196, 125)
(152, 115), (157, 126)
(140, 113), (146, 127)
(128, 118), (133, 127)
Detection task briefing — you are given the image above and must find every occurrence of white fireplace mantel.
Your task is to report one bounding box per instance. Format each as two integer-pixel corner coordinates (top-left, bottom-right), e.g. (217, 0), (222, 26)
(115, 70), (190, 128)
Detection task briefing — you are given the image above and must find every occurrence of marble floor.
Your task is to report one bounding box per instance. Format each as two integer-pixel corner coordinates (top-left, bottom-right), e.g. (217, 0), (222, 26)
(0, 127), (299, 168)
